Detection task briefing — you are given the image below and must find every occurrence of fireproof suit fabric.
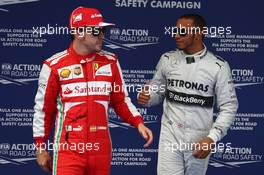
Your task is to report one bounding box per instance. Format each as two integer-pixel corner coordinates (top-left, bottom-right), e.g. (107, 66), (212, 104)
(33, 44), (143, 175)
(145, 46), (238, 175)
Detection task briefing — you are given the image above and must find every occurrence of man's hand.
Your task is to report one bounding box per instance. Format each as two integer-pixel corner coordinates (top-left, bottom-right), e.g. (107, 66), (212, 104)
(36, 149), (52, 173)
(137, 84), (150, 105)
(137, 123), (153, 148)
(192, 137), (214, 159)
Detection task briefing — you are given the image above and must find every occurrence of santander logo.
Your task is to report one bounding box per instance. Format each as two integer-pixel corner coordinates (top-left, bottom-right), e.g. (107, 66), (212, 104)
(91, 13), (102, 18)
(64, 87), (73, 95)
(62, 82), (112, 97)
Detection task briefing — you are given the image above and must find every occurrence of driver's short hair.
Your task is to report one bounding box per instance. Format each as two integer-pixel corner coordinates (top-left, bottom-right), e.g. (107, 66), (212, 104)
(178, 14), (207, 30)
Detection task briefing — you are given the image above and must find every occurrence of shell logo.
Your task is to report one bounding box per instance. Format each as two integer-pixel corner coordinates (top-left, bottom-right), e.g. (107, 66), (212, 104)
(60, 69), (71, 78)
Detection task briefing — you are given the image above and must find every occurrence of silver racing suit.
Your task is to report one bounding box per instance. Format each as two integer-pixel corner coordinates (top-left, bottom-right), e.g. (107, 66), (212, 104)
(146, 46), (238, 175)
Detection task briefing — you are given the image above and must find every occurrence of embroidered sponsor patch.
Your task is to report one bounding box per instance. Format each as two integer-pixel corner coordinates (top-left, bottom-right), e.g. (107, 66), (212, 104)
(58, 64), (84, 80)
(60, 69), (71, 78)
(61, 81), (112, 97)
(74, 66), (82, 75)
(95, 64), (112, 76)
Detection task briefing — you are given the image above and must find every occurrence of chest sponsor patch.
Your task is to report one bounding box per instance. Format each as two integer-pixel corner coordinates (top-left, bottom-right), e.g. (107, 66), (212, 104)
(58, 64), (84, 80)
(95, 64), (112, 76)
(166, 89), (214, 108)
(167, 79), (209, 92)
(61, 81), (112, 97)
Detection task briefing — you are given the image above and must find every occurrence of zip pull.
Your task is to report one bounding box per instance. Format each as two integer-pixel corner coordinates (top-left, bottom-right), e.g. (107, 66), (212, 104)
(65, 125), (72, 142)
(65, 132), (69, 142)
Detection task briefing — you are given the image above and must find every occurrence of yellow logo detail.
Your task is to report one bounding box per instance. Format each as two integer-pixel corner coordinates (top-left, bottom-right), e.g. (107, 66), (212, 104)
(94, 63), (99, 71)
(60, 69), (71, 78)
(90, 126), (97, 132)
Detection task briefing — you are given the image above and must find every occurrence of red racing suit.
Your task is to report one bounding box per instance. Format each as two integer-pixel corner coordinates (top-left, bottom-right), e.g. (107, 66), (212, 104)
(33, 44), (143, 175)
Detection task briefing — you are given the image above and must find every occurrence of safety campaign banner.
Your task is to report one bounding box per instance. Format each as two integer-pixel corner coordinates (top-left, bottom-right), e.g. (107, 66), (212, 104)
(0, 0), (263, 175)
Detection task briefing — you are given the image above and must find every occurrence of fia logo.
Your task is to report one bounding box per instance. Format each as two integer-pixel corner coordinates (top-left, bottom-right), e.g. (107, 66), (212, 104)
(1, 63), (12, 71)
